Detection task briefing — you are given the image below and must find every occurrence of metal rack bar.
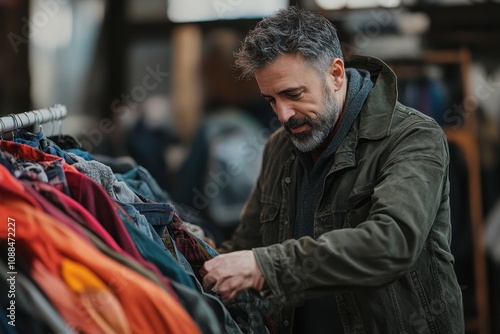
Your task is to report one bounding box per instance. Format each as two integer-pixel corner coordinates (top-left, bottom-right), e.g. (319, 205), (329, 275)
(0, 104), (67, 133)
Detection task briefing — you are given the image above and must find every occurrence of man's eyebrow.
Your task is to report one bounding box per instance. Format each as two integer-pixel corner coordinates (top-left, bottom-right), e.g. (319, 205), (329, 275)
(261, 86), (305, 98)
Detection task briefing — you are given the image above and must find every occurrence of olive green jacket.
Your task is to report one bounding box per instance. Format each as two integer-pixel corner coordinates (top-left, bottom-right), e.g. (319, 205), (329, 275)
(222, 56), (464, 334)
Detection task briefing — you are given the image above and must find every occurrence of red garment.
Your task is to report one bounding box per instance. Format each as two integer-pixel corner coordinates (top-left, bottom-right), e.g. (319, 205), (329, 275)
(64, 170), (178, 298)
(0, 167), (201, 334)
(23, 180), (123, 252)
(169, 212), (212, 281)
(65, 170), (142, 259)
(0, 140), (78, 172)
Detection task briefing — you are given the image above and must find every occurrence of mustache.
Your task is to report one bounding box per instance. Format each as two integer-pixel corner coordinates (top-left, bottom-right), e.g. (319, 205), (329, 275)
(283, 116), (313, 131)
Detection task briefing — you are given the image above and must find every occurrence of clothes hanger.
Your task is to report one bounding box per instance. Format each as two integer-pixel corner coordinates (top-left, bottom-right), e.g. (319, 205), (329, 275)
(49, 107), (56, 137)
(17, 113), (25, 133)
(34, 110), (44, 134)
(8, 114), (19, 140)
(15, 113), (26, 140)
(49, 107), (63, 138)
(23, 112), (31, 129)
(46, 110), (83, 150)
(0, 118), (5, 137)
(0, 118), (6, 151)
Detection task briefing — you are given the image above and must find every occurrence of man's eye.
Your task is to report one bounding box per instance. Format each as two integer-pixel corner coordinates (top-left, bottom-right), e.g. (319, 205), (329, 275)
(267, 99), (276, 105)
(288, 93), (301, 99)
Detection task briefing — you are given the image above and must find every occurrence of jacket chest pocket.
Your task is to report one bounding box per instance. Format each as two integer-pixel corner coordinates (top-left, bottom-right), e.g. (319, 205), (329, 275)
(315, 210), (348, 236)
(345, 184), (374, 228)
(260, 203), (281, 246)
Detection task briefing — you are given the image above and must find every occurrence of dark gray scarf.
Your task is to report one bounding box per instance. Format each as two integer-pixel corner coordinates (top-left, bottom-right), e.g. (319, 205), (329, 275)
(293, 67), (374, 238)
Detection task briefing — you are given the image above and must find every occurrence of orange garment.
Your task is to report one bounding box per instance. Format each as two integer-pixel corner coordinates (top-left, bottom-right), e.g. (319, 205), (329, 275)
(62, 259), (131, 334)
(33, 260), (107, 334)
(0, 167), (201, 334)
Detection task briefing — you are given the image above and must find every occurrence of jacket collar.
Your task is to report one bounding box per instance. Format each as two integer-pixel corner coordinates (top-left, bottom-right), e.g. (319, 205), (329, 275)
(327, 56), (398, 174)
(346, 55), (398, 140)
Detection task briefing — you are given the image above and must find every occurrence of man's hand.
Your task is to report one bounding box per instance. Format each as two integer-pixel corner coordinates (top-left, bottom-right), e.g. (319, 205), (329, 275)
(202, 250), (266, 303)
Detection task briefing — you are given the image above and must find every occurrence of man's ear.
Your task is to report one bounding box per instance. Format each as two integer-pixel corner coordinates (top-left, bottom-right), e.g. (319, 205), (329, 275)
(328, 58), (345, 91)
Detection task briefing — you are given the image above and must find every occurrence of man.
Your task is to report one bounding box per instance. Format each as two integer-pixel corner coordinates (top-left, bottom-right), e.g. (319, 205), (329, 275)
(202, 7), (464, 334)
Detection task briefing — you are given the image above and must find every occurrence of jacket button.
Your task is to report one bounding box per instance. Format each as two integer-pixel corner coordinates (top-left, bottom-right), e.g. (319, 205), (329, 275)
(285, 177), (291, 184)
(283, 320), (290, 327)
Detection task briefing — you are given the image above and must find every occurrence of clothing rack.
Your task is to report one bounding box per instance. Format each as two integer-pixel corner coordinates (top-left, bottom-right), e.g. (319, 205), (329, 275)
(0, 104), (67, 133)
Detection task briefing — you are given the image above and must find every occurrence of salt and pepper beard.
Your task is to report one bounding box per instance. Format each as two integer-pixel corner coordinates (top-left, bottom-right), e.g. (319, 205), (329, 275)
(283, 83), (341, 152)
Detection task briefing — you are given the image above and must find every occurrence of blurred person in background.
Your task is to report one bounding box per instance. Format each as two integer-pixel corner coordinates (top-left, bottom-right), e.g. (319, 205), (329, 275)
(172, 28), (272, 244)
(125, 95), (181, 195)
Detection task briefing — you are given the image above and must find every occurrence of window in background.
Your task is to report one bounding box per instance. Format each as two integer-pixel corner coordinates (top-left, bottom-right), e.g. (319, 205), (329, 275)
(314, 0), (401, 10)
(29, 0), (105, 116)
(167, 0), (288, 22)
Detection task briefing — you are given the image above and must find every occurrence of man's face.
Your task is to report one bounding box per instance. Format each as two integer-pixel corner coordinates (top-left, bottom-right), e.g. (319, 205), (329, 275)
(256, 53), (342, 152)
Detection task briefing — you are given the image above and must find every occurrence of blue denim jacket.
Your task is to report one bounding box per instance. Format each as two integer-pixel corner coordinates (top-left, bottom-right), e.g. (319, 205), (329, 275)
(116, 166), (171, 203)
(14, 130), (75, 164)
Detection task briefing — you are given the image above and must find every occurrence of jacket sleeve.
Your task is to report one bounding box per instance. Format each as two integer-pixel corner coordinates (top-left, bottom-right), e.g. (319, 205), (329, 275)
(253, 119), (450, 305)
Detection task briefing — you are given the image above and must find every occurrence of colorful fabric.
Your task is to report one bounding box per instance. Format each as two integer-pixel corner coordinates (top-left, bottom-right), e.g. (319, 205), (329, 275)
(0, 169), (201, 333)
(0, 140), (77, 172)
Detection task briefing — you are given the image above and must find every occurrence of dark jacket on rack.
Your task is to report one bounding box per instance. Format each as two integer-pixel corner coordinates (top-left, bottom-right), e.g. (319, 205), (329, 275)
(221, 56), (464, 334)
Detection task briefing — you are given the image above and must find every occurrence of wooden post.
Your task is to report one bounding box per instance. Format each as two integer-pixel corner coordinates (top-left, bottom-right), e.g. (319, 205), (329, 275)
(171, 24), (203, 143)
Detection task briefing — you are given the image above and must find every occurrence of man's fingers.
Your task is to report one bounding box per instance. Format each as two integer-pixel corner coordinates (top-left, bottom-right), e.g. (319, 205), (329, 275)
(221, 289), (239, 304)
(203, 255), (221, 271)
(202, 257), (223, 292)
(202, 273), (217, 293)
(215, 276), (246, 304)
(201, 251), (261, 302)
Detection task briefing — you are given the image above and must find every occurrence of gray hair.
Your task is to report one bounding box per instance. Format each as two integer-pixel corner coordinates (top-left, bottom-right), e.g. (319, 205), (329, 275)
(235, 7), (343, 79)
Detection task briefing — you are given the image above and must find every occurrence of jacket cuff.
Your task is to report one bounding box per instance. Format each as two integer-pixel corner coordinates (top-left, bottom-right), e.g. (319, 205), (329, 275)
(253, 245), (305, 306)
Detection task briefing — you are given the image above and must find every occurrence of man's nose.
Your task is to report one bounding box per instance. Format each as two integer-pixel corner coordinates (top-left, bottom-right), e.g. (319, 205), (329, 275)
(276, 101), (295, 124)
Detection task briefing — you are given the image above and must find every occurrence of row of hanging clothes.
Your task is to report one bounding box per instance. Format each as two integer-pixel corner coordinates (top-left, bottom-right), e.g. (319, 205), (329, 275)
(0, 105), (274, 334)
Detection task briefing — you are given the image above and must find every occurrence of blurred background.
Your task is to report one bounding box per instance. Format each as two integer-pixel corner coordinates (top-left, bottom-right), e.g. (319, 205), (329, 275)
(1, 0), (500, 333)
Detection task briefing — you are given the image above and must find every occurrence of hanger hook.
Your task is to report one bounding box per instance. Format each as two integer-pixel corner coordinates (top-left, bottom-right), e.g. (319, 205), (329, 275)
(15, 114), (24, 139)
(34, 110), (43, 133)
(51, 107), (57, 136)
(23, 112), (32, 128)
(0, 118), (5, 139)
(8, 114), (18, 139)
(47, 107), (54, 136)
(17, 113), (25, 129)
